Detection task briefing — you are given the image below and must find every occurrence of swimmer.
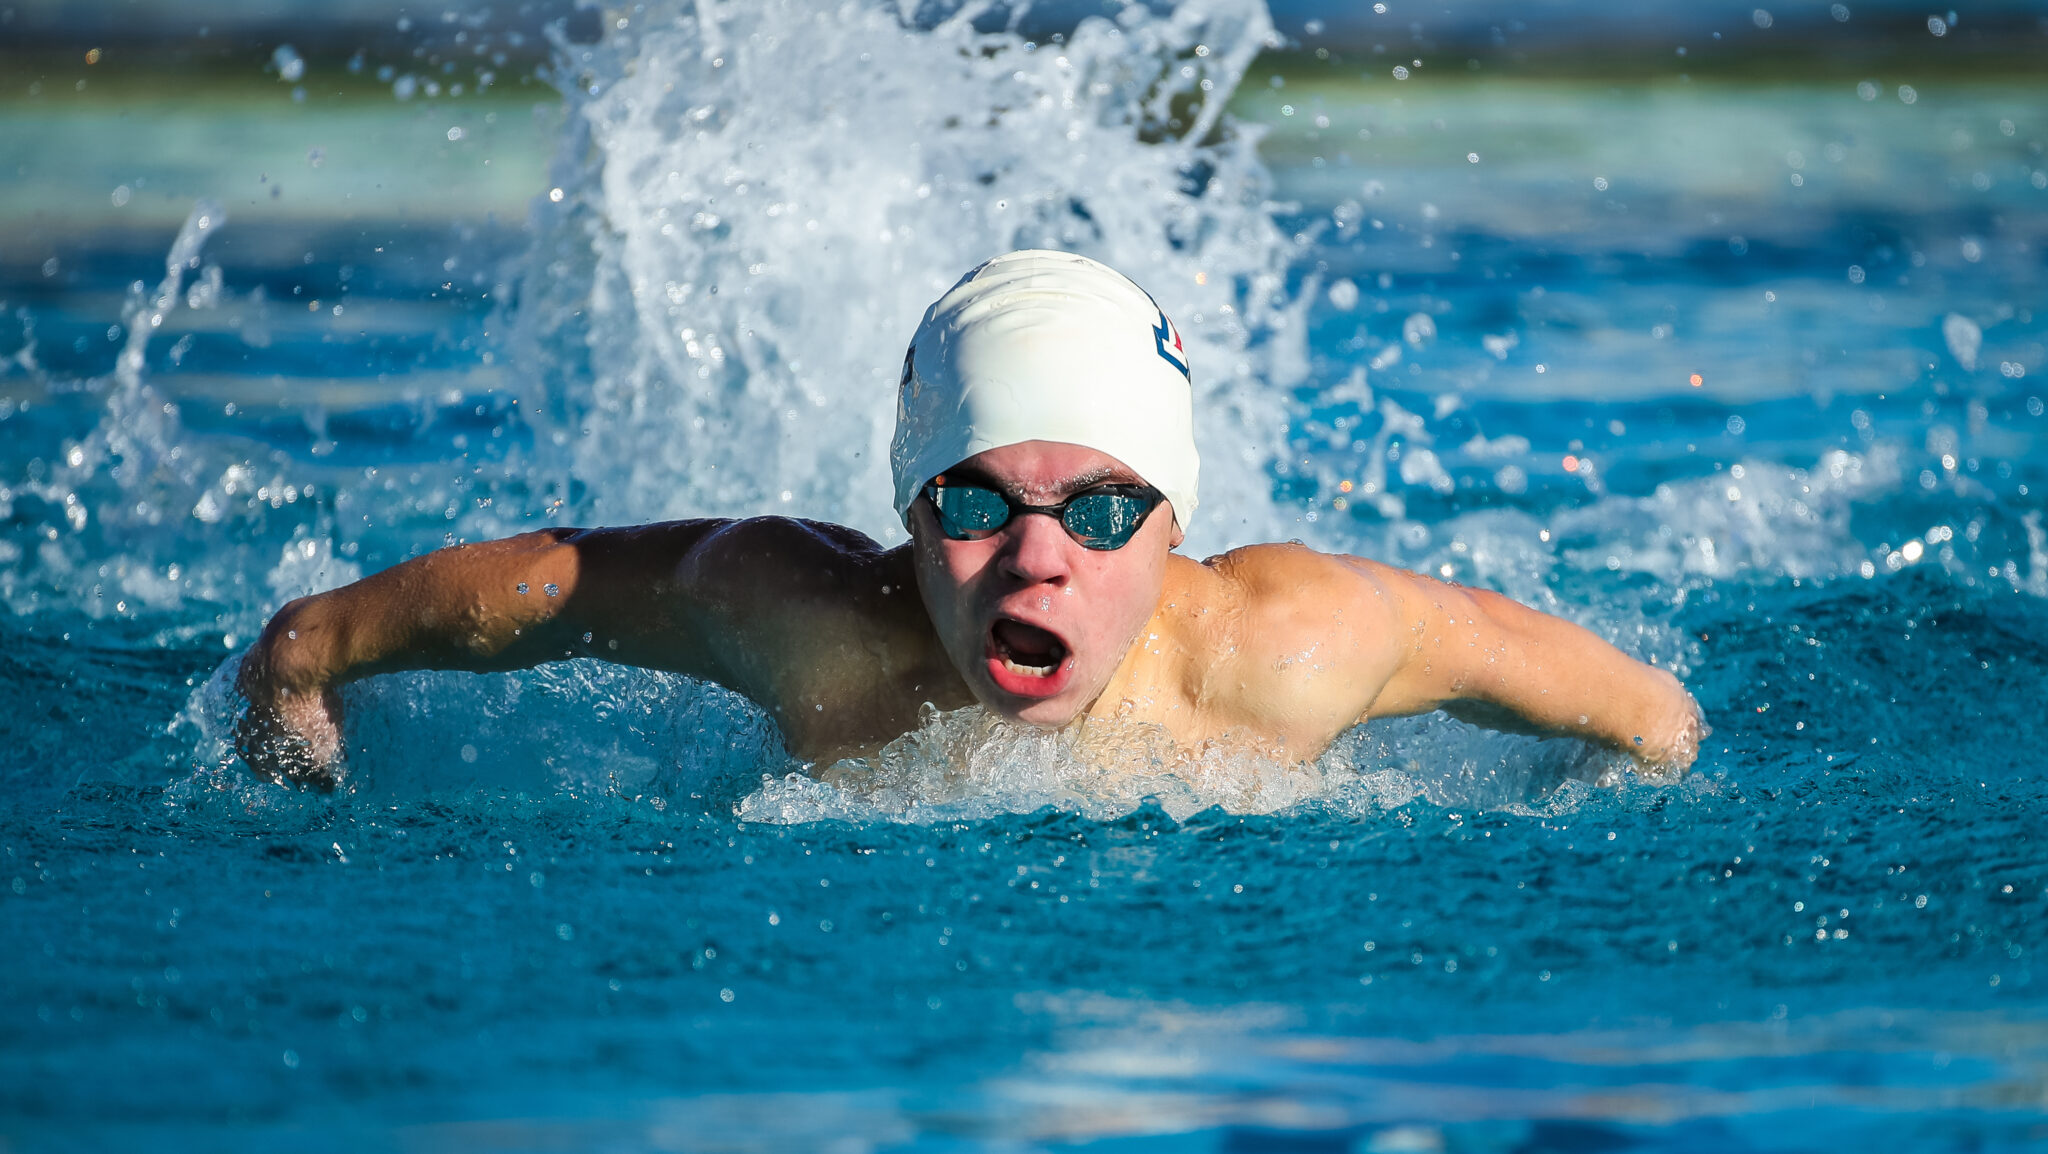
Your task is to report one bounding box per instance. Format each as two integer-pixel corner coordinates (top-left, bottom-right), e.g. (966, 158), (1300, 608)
(236, 250), (1702, 788)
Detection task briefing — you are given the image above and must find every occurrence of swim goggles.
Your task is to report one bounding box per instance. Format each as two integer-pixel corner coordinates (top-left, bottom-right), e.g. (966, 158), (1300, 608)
(922, 478), (1167, 550)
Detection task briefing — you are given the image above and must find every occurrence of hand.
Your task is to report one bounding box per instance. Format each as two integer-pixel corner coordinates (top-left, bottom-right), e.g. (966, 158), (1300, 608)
(234, 621), (346, 789)
(1630, 673), (1705, 779)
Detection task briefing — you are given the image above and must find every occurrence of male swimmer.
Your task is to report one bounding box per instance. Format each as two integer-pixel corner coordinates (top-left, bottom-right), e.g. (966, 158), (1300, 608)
(236, 250), (1701, 788)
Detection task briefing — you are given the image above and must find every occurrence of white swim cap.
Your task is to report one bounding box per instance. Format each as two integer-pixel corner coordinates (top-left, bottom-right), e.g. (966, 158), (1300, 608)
(891, 250), (1199, 530)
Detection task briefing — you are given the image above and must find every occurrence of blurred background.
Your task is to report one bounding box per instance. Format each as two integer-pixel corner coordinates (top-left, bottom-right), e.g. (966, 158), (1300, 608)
(4, 0), (2042, 548)
(6, 0), (2043, 412)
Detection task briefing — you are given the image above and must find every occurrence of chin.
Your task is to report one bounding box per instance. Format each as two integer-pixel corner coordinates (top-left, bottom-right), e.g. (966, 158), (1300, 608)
(989, 692), (1090, 729)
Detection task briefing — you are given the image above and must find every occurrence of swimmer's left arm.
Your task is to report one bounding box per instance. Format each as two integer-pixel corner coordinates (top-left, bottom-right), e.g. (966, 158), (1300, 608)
(1341, 559), (1702, 773)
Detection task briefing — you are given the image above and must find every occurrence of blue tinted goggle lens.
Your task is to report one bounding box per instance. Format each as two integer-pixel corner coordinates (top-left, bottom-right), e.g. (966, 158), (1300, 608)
(926, 483), (1162, 550)
(931, 485), (1010, 536)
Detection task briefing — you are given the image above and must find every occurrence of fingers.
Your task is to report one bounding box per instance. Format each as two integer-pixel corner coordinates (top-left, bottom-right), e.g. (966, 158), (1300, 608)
(1632, 693), (1703, 779)
(233, 609), (348, 790)
(234, 689), (343, 791)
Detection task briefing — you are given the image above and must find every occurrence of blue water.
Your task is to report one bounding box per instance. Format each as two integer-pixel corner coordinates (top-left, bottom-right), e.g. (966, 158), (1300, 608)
(5, 1), (2048, 1149)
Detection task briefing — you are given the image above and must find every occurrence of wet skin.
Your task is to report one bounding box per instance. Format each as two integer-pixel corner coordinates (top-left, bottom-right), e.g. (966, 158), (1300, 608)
(236, 441), (1702, 788)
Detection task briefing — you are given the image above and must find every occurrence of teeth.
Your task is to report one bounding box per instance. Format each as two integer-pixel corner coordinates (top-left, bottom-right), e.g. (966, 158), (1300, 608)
(1002, 657), (1055, 677)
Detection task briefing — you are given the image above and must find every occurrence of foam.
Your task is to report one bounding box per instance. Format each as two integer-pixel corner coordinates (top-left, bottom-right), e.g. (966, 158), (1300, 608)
(731, 702), (1653, 825)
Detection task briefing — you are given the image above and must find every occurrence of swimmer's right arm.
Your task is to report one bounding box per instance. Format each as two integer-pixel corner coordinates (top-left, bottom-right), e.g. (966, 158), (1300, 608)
(235, 520), (748, 787)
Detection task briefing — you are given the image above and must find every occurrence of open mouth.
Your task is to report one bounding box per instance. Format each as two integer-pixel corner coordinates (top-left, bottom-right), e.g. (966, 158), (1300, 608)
(985, 618), (1073, 698)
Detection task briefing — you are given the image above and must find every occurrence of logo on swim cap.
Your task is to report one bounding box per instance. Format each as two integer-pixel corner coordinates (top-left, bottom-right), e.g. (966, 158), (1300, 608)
(1152, 304), (1190, 382)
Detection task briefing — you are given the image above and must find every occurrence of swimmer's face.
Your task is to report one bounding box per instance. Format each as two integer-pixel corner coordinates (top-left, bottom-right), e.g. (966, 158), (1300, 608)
(909, 440), (1183, 727)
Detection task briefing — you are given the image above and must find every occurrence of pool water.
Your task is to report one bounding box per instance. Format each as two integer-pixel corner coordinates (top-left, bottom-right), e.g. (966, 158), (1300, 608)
(4, 0), (2047, 1149)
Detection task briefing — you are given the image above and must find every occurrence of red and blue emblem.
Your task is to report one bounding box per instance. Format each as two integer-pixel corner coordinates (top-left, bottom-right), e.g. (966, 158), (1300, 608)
(1151, 303), (1190, 381)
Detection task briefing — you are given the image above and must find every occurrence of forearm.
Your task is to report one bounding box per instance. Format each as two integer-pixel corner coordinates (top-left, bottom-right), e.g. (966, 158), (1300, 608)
(1454, 590), (1700, 768)
(233, 522), (737, 787)
(1448, 665), (1699, 764)
(242, 529), (590, 694)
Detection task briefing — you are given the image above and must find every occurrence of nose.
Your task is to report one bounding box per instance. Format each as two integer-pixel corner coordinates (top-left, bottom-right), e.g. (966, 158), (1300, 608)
(996, 510), (1076, 587)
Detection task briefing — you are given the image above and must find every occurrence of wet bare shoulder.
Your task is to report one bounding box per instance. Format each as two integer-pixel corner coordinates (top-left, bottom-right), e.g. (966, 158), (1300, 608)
(1199, 542), (1406, 624)
(679, 517), (946, 755)
(680, 516), (894, 605)
(1135, 544), (1410, 749)
(1182, 544), (1408, 712)
(679, 517), (928, 664)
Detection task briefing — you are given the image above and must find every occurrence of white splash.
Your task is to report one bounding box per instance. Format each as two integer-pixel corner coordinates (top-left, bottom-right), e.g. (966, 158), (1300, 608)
(734, 702), (1637, 824)
(739, 704), (1331, 823)
(0, 201), (286, 619)
(505, 0), (1300, 556)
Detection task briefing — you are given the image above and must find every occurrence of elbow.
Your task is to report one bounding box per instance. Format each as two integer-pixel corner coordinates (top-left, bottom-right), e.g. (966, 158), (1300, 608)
(242, 597), (333, 694)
